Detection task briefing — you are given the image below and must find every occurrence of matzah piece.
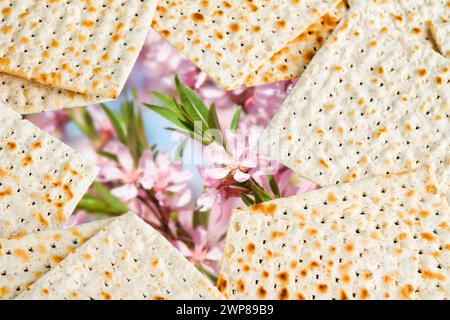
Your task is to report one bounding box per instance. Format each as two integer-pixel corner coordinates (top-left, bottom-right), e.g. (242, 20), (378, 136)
(259, 8), (450, 201)
(0, 0), (156, 98)
(152, 0), (340, 90)
(16, 213), (224, 300)
(430, 21), (450, 58)
(0, 73), (110, 114)
(218, 169), (450, 299)
(349, 0), (449, 49)
(0, 105), (99, 237)
(245, 1), (349, 87)
(0, 219), (110, 300)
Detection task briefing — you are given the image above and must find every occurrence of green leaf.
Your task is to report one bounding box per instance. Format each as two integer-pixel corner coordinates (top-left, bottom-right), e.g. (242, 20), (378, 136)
(68, 108), (98, 141)
(165, 127), (204, 145)
(250, 179), (272, 203)
(121, 99), (134, 128)
(196, 263), (218, 284)
(175, 138), (188, 161)
(193, 210), (210, 228)
(152, 91), (179, 113)
(175, 75), (209, 128)
(93, 181), (129, 213)
(130, 87), (138, 101)
(144, 104), (192, 131)
(125, 105), (142, 163)
(206, 104), (224, 145)
(137, 111), (150, 151)
(268, 175), (281, 198)
(230, 106), (242, 133)
(98, 150), (119, 162)
(101, 104), (128, 144)
(240, 193), (255, 206)
(207, 104), (221, 131)
(77, 194), (123, 215)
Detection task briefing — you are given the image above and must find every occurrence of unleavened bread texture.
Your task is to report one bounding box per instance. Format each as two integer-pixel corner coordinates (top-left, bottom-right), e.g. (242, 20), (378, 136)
(259, 7), (450, 201)
(0, 73), (110, 114)
(349, 0), (449, 50)
(0, 219), (110, 299)
(0, 105), (99, 238)
(16, 213), (224, 300)
(0, 0), (156, 100)
(430, 21), (450, 58)
(152, 0), (341, 90)
(218, 168), (450, 300)
(245, 1), (349, 87)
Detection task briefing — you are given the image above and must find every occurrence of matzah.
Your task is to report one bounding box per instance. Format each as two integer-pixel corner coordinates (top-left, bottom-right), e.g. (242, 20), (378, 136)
(245, 1), (349, 87)
(16, 213), (224, 300)
(218, 168), (450, 299)
(430, 21), (450, 58)
(0, 105), (99, 237)
(259, 7), (450, 200)
(0, 0), (156, 98)
(152, 0), (341, 90)
(0, 219), (110, 300)
(0, 73), (109, 114)
(349, 0), (449, 49)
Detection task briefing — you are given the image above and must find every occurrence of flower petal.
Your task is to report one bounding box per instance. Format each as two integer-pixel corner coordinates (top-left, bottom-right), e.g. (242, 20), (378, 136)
(204, 167), (230, 180)
(233, 170), (250, 182)
(111, 184), (138, 202)
(203, 142), (231, 165)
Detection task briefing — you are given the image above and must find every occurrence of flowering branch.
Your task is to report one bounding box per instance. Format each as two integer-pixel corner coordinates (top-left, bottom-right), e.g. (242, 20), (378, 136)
(145, 76), (281, 207)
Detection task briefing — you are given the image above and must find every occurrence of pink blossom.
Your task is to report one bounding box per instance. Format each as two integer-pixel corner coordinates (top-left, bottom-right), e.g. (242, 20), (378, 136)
(203, 132), (258, 183)
(87, 105), (116, 148)
(240, 80), (297, 129)
(26, 109), (70, 137)
(263, 168), (319, 198)
(207, 197), (242, 243)
(175, 227), (223, 274)
(98, 141), (157, 201)
(150, 152), (194, 209)
(64, 211), (89, 227)
(99, 141), (194, 209)
(143, 29), (200, 93)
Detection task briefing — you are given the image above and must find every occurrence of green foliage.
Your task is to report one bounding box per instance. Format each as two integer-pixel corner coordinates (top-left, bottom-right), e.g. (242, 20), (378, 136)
(77, 182), (128, 216)
(144, 76), (225, 147)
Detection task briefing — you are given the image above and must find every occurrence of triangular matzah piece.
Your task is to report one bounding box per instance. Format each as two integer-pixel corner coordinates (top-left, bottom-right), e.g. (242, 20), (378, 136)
(152, 0), (341, 90)
(245, 1), (349, 87)
(16, 213), (224, 300)
(0, 219), (110, 299)
(218, 168), (450, 299)
(0, 0), (156, 100)
(0, 105), (98, 237)
(430, 21), (450, 58)
(259, 7), (450, 201)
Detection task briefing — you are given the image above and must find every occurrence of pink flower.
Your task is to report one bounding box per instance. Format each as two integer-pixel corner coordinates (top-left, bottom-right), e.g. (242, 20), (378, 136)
(64, 211), (89, 227)
(263, 168), (319, 198)
(143, 29), (200, 93)
(150, 152), (193, 209)
(99, 141), (193, 208)
(203, 132), (257, 183)
(26, 109), (70, 137)
(175, 227), (223, 274)
(98, 141), (157, 201)
(240, 80), (297, 129)
(87, 105), (116, 148)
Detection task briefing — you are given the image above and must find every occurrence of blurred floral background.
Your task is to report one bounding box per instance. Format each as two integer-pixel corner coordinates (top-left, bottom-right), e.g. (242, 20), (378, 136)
(25, 29), (317, 281)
